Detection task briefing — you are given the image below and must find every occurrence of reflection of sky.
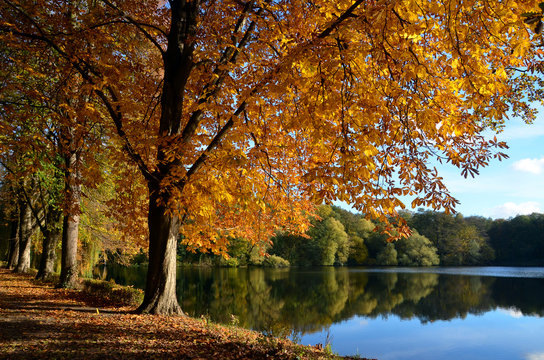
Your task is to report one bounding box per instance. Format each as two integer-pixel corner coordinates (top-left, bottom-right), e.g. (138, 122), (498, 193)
(301, 311), (544, 360)
(355, 266), (544, 279)
(526, 353), (544, 360)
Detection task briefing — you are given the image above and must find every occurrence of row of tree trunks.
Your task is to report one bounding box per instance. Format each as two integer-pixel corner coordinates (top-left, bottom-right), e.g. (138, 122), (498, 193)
(3, 137), (80, 286)
(4, 193), (75, 282)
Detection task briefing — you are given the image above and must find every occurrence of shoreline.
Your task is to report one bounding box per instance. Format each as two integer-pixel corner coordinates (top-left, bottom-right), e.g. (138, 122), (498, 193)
(0, 268), (373, 359)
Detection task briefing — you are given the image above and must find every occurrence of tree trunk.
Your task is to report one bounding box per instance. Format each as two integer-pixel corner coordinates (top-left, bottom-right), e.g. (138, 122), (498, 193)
(36, 205), (63, 280)
(58, 150), (81, 288)
(15, 199), (33, 273)
(137, 185), (182, 315)
(6, 216), (19, 269)
(136, 0), (198, 315)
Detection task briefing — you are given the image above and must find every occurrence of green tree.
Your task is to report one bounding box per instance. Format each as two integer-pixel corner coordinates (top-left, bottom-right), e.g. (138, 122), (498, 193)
(488, 213), (544, 265)
(396, 232), (439, 266)
(376, 243), (398, 266)
(348, 235), (369, 265)
(409, 210), (493, 265)
(308, 216), (349, 266)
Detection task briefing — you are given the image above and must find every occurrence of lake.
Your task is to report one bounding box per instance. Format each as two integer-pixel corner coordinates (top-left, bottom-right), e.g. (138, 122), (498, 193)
(94, 265), (544, 360)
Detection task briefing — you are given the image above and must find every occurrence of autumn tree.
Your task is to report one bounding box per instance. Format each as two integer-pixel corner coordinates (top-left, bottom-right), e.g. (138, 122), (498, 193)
(0, 24), (111, 284)
(1, 0), (541, 314)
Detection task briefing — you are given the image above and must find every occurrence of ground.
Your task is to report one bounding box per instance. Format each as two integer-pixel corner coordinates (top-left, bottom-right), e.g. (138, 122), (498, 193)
(0, 268), (373, 359)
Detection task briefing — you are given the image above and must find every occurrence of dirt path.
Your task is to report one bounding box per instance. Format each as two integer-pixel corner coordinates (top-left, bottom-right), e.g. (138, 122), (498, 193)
(0, 269), (370, 359)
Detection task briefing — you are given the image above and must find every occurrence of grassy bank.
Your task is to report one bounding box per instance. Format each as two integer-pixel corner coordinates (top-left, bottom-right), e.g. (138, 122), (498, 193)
(0, 267), (374, 359)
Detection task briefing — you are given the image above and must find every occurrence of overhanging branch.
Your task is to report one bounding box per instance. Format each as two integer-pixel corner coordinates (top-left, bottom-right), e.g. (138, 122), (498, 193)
(178, 0), (367, 184)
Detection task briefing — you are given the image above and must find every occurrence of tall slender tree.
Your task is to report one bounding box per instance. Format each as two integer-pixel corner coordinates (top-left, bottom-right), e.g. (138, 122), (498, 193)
(15, 180), (34, 273)
(5, 188), (19, 269)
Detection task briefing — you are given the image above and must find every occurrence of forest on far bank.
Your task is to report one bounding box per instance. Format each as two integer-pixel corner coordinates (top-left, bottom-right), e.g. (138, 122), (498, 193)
(175, 206), (544, 268)
(2, 204), (544, 271)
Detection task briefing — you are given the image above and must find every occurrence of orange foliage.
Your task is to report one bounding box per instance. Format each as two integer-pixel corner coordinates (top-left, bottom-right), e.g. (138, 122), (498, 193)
(1, 0), (541, 251)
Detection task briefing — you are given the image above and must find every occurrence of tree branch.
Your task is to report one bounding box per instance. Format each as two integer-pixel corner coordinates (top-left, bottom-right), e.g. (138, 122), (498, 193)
(182, 101), (247, 185)
(317, 0), (365, 39)
(179, 0), (265, 145)
(3, 0), (157, 183)
(100, 0), (167, 57)
(178, 0), (367, 183)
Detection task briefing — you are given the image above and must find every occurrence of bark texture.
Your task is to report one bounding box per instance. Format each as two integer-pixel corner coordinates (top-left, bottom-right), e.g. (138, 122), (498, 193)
(36, 205), (63, 280)
(6, 216), (19, 269)
(15, 200), (33, 273)
(137, 0), (199, 315)
(137, 187), (183, 315)
(58, 150), (81, 288)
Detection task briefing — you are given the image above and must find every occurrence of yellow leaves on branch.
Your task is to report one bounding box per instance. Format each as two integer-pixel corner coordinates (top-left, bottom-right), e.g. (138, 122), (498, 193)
(3, 0), (541, 249)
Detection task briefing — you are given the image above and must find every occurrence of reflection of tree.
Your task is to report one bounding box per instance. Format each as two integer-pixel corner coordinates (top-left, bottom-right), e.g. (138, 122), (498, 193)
(176, 268), (442, 335)
(398, 275), (493, 322)
(98, 265), (544, 336)
(491, 278), (544, 317)
(402, 273), (439, 303)
(346, 273), (439, 319)
(275, 268), (350, 334)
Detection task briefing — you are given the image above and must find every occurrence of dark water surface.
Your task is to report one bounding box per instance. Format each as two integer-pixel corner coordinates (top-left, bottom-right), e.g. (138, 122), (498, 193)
(95, 265), (544, 360)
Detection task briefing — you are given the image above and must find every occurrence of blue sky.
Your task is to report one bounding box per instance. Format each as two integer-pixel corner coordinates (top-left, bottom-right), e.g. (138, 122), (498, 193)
(338, 111), (544, 219)
(427, 113), (544, 219)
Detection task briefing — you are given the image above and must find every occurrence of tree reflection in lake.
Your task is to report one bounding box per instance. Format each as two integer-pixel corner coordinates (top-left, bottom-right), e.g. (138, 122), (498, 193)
(94, 265), (544, 338)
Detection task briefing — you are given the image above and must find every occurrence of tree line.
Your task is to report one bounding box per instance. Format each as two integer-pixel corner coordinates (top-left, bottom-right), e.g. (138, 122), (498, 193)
(175, 206), (544, 267)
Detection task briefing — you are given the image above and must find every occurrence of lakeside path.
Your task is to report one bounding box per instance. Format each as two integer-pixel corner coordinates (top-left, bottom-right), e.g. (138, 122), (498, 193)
(0, 269), (372, 360)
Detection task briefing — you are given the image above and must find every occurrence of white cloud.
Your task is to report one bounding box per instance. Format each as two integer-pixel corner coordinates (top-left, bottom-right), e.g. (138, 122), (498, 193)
(498, 307), (523, 318)
(525, 352), (544, 360)
(498, 124), (544, 141)
(486, 201), (541, 219)
(513, 157), (544, 174)
(358, 319), (369, 327)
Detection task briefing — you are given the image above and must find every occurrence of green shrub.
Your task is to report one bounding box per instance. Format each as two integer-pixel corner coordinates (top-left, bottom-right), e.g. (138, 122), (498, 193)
(263, 255), (290, 268)
(219, 256), (240, 267)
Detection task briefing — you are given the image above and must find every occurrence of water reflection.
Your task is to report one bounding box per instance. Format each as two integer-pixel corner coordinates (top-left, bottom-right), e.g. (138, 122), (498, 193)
(94, 265), (544, 336)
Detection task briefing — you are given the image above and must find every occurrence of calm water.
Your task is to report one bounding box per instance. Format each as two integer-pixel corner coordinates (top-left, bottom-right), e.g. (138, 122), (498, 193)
(95, 265), (544, 359)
